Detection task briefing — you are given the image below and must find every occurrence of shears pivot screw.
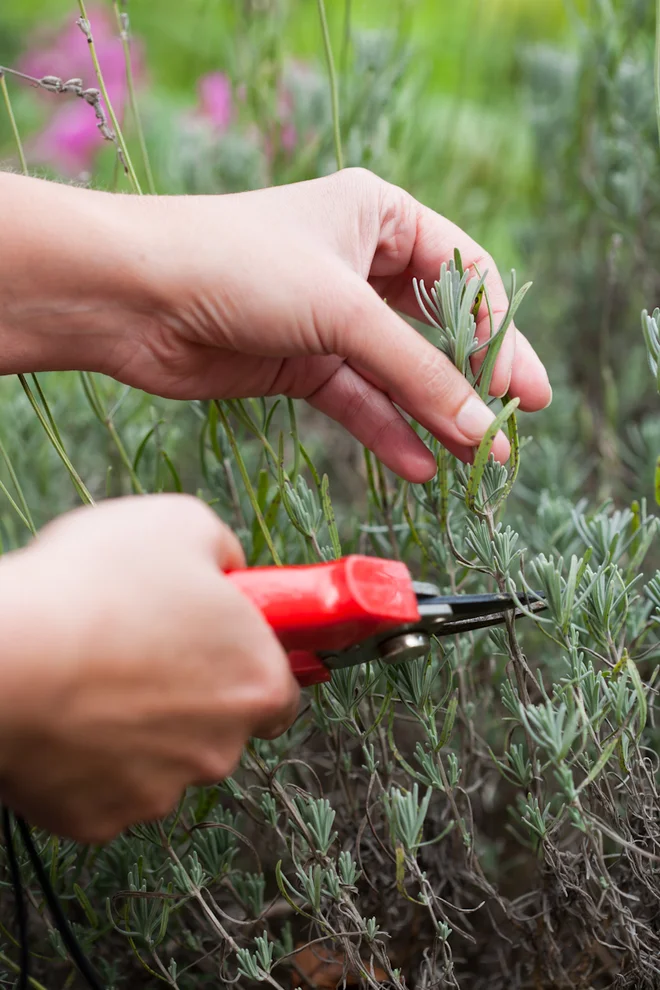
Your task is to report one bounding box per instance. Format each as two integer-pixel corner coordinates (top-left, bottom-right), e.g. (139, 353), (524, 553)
(379, 632), (430, 665)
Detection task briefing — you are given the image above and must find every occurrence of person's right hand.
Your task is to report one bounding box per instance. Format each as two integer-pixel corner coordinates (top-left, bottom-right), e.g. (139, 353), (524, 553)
(0, 495), (299, 843)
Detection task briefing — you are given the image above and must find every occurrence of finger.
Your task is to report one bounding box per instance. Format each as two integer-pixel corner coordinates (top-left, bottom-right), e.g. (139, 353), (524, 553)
(251, 675), (301, 740)
(341, 359), (477, 465)
(369, 201), (534, 399)
(307, 363), (437, 483)
(254, 695), (300, 740)
(470, 314), (516, 399)
(214, 518), (247, 571)
(328, 276), (511, 463)
(509, 330), (552, 412)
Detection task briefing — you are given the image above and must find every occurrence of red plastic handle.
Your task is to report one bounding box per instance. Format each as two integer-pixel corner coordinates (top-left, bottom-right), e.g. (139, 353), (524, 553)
(287, 651), (333, 688)
(227, 556), (420, 686)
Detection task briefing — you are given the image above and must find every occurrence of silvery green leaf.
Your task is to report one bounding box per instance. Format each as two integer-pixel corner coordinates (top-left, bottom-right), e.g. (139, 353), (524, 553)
(260, 793), (278, 827)
(519, 794), (555, 840)
(233, 872), (266, 916)
(295, 796), (337, 855)
(338, 850), (360, 886)
(383, 783), (433, 854)
(641, 308), (660, 392)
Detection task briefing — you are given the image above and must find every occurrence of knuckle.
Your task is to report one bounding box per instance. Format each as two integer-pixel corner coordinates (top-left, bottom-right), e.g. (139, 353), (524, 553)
(142, 792), (180, 823)
(76, 820), (122, 845)
(334, 288), (373, 347)
(336, 165), (380, 192)
(134, 781), (183, 823)
(416, 351), (459, 407)
(377, 188), (417, 262)
(168, 493), (218, 529)
(339, 371), (371, 424)
(256, 665), (299, 722)
(364, 409), (400, 458)
(150, 494), (243, 564)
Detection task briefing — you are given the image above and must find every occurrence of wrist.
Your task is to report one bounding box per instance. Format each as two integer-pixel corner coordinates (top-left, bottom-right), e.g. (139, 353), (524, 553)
(0, 173), (161, 377)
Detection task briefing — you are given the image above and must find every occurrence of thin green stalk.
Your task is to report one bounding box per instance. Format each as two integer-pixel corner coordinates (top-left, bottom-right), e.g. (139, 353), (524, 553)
(476, 273), (532, 401)
(0, 72), (28, 174)
(0, 477), (33, 532)
(340, 0), (352, 75)
(215, 402), (282, 565)
(316, 0), (344, 170)
(30, 374), (64, 447)
(495, 408), (520, 513)
(0, 433), (36, 534)
(127, 938), (168, 983)
(287, 398), (301, 482)
(465, 396), (520, 512)
(363, 448), (380, 510)
(113, 1), (156, 194)
(77, 0), (142, 193)
(106, 421), (144, 491)
(80, 372), (145, 494)
(29, 376), (95, 507)
(18, 376), (95, 506)
(0, 951), (50, 990)
(402, 482), (429, 558)
(228, 399), (279, 469)
(321, 474), (342, 558)
(438, 446), (450, 533)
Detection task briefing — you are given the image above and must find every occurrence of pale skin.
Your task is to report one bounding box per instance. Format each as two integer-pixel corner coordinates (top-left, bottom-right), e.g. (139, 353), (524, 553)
(0, 167), (551, 843)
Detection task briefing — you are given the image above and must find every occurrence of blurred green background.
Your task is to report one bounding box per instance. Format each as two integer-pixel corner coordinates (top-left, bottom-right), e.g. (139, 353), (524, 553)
(3, 7), (660, 987)
(0, 0), (581, 260)
(0, 0), (658, 540)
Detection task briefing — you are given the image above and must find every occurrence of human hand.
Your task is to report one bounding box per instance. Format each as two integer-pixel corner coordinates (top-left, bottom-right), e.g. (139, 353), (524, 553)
(113, 168), (551, 480)
(0, 169), (551, 483)
(0, 495), (299, 843)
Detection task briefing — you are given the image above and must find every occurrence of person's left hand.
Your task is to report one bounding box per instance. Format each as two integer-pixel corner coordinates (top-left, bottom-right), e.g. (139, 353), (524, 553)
(3, 168), (551, 482)
(110, 168), (550, 481)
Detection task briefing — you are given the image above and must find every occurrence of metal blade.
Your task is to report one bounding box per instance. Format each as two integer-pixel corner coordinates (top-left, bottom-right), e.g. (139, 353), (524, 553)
(321, 591), (545, 671)
(431, 597), (547, 637)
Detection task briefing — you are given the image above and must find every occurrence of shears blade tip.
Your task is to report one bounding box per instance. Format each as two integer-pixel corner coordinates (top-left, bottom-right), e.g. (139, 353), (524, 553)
(418, 589), (546, 637)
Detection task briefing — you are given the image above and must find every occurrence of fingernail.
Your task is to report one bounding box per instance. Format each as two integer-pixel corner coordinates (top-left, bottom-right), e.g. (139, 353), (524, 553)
(493, 429), (511, 463)
(455, 395), (496, 442)
(542, 385), (553, 409)
(493, 369), (513, 400)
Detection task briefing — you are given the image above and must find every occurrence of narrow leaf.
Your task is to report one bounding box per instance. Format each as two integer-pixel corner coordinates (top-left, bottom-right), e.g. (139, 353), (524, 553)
(321, 474), (342, 558)
(466, 398), (520, 511)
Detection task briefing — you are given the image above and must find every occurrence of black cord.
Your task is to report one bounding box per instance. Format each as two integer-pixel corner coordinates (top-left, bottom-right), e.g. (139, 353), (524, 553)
(2, 807), (29, 990)
(15, 817), (105, 990)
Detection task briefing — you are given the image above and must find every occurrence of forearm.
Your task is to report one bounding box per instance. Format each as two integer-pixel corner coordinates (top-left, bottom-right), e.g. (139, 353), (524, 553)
(0, 172), (158, 375)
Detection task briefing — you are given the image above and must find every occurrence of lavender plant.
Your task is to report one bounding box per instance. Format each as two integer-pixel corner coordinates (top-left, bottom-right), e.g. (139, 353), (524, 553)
(1, 4), (660, 990)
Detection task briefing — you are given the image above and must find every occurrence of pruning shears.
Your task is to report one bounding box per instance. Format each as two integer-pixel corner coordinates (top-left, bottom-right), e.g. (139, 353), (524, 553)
(228, 556), (546, 686)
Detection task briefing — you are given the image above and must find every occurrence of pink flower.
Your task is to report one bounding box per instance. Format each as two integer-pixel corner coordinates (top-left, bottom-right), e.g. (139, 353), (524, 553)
(21, 7), (124, 84)
(19, 5), (144, 176)
(276, 86), (297, 153)
(188, 61), (313, 165)
(197, 72), (233, 132)
(281, 123), (298, 152)
(272, 60), (317, 158)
